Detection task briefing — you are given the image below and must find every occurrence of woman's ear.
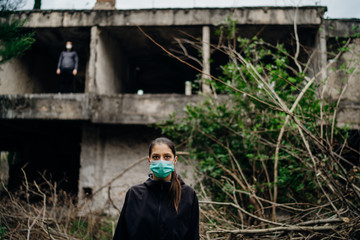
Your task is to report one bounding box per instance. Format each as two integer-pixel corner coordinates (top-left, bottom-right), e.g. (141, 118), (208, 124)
(174, 156), (178, 166)
(147, 157), (150, 165)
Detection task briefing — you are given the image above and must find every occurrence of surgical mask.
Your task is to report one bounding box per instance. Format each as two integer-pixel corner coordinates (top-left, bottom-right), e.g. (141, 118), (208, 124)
(66, 44), (72, 49)
(150, 159), (174, 179)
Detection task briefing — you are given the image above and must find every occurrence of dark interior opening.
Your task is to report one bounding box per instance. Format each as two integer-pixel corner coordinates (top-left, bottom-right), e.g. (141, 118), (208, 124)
(327, 37), (351, 60)
(83, 187), (93, 199)
(341, 130), (360, 166)
(22, 27), (90, 93)
(210, 24), (319, 78)
(0, 120), (82, 195)
(108, 26), (201, 94)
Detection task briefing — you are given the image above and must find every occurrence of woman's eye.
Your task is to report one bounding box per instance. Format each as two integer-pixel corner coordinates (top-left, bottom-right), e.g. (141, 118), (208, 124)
(152, 156), (159, 160)
(164, 156), (171, 159)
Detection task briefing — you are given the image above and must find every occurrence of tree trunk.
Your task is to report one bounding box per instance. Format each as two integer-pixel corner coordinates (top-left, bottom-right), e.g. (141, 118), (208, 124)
(33, 0), (41, 9)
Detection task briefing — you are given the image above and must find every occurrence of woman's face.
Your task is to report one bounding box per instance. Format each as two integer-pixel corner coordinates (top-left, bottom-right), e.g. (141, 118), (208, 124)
(148, 143), (178, 164)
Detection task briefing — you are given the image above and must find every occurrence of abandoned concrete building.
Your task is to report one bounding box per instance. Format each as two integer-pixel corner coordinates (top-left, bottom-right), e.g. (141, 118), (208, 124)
(0, 2), (359, 213)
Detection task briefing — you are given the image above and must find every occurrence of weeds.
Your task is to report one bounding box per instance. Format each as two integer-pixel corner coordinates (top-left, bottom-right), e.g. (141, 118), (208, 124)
(0, 172), (115, 240)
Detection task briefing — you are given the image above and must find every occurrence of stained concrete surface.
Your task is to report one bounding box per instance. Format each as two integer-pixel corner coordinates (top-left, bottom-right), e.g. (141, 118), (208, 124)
(0, 94), (207, 124)
(5, 7), (325, 28)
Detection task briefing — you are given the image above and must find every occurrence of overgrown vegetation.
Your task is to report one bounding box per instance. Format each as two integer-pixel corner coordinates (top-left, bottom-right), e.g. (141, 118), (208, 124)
(0, 172), (115, 239)
(159, 17), (360, 239)
(0, 0), (35, 64)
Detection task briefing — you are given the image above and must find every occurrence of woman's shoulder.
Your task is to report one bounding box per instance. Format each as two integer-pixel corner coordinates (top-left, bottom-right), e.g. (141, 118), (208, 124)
(181, 183), (195, 192)
(128, 182), (147, 193)
(127, 183), (147, 195)
(180, 182), (197, 198)
(178, 176), (195, 192)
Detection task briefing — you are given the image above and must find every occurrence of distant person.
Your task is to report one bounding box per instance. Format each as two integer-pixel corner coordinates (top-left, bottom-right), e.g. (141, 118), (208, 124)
(56, 41), (78, 93)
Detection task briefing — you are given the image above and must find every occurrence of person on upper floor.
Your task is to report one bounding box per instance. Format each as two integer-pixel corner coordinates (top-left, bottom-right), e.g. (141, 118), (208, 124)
(56, 41), (78, 93)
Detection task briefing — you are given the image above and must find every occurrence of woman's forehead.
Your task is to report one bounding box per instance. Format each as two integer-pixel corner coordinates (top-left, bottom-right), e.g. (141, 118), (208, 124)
(151, 143), (173, 154)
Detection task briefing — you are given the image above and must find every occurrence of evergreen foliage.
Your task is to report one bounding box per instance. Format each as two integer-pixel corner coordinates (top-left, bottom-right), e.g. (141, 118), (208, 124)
(0, 0), (35, 64)
(33, 0), (41, 10)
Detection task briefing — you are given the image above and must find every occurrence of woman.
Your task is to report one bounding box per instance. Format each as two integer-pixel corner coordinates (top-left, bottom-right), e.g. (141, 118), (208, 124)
(113, 137), (199, 240)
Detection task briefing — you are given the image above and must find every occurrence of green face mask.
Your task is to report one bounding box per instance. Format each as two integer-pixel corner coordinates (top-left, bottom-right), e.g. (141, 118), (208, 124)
(150, 159), (174, 179)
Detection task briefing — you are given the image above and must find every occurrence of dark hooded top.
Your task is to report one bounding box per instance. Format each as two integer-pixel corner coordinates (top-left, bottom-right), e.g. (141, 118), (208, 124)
(57, 51), (78, 70)
(113, 175), (199, 240)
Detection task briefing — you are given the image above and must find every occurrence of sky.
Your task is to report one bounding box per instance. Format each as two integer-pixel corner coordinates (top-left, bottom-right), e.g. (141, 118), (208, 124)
(20, 0), (360, 19)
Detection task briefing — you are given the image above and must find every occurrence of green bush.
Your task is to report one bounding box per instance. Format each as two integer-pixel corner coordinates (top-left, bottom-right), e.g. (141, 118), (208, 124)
(158, 19), (359, 232)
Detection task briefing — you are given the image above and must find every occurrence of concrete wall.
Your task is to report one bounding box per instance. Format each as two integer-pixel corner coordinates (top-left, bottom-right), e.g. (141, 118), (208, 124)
(95, 29), (125, 94)
(324, 38), (360, 128)
(325, 38), (360, 103)
(0, 94), (90, 120)
(326, 19), (360, 38)
(0, 57), (41, 94)
(0, 94), (207, 124)
(6, 7), (325, 28)
(90, 94), (206, 124)
(78, 124), (195, 214)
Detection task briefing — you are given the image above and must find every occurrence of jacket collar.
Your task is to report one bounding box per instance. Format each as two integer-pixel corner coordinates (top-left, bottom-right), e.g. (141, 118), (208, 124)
(144, 173), (185, 191)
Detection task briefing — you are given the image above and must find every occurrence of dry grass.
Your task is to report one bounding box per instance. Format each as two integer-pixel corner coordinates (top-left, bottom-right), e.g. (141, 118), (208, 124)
(0, 173), (115, 240)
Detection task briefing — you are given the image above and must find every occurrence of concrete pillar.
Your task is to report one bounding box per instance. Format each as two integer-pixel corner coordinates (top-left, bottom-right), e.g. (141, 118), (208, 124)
(0, 152), (9, 189)
(202, 26), (212, 94)
(319, 22), (328, 81)
(86, 27), (126, 95)
(96, 30), (125, 94)
(86, 26), (98, 93)
(78, 124), (105, 209)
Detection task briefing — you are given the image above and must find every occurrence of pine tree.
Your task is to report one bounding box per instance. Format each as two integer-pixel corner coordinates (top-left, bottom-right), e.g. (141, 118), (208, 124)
(0, 0), (35, 64)
(33, 0), (41, 10)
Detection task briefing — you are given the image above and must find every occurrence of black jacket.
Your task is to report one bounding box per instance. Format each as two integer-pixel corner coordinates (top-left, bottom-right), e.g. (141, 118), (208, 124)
(113, 175), (199, 240)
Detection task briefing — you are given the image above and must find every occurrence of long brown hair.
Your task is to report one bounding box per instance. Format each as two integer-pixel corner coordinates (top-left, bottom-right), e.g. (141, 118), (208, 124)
(149, 137), (182, 212)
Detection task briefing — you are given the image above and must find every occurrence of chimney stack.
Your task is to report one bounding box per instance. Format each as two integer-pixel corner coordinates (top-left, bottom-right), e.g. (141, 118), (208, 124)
(93, 0), (115, 9)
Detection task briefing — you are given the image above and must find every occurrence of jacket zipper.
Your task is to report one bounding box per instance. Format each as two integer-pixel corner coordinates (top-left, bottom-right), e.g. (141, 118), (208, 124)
(157, 182), (164, 238)
(157, 182), (164, 222)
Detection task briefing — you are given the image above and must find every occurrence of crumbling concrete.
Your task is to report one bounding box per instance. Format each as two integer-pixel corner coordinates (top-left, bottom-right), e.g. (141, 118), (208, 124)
(0, 94), (90, 120)
(93, 0), (115, 10)
(324, 38), (360, 128)
(0, 58), (40, 94)
(86, 26), (97, 93)
(325, 38), (360, 103)
(94, 29), (126, 94)
(326, 19), (360, 38)
(336, 104), (360, 128)
(90, 94), (205, 124)
(5, 7), (326, 28)
(0, 94), (206, 124)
